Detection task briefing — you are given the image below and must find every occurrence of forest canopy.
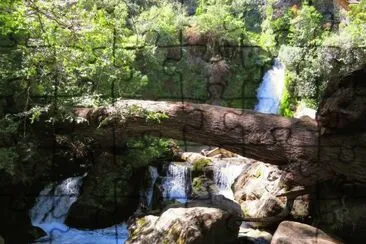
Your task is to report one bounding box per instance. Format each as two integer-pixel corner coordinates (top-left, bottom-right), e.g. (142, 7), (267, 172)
(1, 0), (365, 113)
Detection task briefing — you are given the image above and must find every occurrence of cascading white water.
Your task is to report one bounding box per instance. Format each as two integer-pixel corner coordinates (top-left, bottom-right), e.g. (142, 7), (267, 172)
(30, 176), (129, 244)
(254, 59), (285, 114)
(145, 166), (159, 207)
(214, 162), (247, 200)
(30, 176), (83, 226)
(162, 163), (191, 203)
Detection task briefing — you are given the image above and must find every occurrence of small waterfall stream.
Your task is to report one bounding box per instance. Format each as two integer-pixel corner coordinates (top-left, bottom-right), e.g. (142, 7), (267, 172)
(145, 166), (159, 207)
(255, 59), (285, 114)
(30, 176), (83, 226)
(213, 162), (247, 200)
(30, 176), (128, 244)
(162, 163), (191, 203)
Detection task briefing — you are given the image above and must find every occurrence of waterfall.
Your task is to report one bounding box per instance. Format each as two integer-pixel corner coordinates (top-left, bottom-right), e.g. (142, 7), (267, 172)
(30, 176), (129, 244)
(30, 176), (83, 226)
(145, 166), (159, 207)
(254, 59), (285, 114)
(214, 162), (247, 200)
(162, 163), (191, 203)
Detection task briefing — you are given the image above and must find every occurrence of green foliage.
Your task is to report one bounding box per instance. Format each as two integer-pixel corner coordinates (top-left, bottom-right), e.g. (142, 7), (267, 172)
(261, 2), (328, 48)
(0, 147), (18, 175)
(0, 0), (365, 175)
(192, 0), (246, 46)
(279, 85), (294, 118)
(321, 0), (366, 78)
(146, 111), (169, 123)
(192, 177), (203, 189)
(0, 0), (27, 37)
(288, 5), (326, 46)
(278, 44), (324, 115)
(325, 0), (366, 47)
(1, 0), (365, 120)
(109, 104), (169, 126)
(276, 1), (366, 114)
(0, 117), (20, 134)
(135, 1), (186, 45)
(123, 137), (175, 169)
(192, 158), (211, 173)
(260, 4), (292, 50)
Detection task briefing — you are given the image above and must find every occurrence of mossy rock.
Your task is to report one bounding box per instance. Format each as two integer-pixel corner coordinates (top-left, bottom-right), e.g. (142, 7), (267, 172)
(192, 158), (212, 175)
(191, 176), (218, 200)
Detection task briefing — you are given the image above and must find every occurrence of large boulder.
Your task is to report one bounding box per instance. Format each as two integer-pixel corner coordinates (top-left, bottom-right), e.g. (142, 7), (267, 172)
(191, 176), (219, 200)
(233, 162), (309, 227)
(127, 207), (241, 244)
(65, 152), (143, 229)
(271, 221), (343, 244)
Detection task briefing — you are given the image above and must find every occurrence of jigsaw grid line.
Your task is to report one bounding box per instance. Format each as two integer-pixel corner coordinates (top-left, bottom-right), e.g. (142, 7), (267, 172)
(1, 0), (366, 243)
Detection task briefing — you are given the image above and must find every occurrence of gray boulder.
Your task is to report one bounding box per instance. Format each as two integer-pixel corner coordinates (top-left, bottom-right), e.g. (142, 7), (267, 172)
(233, 162), (309, 227)
(127, 207), (240, 244)
(271, 221), (343, 244)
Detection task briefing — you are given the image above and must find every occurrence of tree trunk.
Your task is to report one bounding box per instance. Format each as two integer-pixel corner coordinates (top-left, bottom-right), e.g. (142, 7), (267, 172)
(318, 66), (366, 133)
(37, 99), (365, 186)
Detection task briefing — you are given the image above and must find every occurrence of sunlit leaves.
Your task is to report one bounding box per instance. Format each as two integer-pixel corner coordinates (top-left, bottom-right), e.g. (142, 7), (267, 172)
(134, 1), (186, 46)
(192, 1), (246, 45)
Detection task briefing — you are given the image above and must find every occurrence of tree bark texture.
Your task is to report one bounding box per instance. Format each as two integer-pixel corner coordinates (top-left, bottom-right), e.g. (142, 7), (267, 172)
(40, 99), (365, 186)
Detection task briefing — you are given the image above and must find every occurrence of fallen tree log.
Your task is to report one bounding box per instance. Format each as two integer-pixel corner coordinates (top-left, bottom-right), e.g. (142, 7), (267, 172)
(33, 99), (365, 186)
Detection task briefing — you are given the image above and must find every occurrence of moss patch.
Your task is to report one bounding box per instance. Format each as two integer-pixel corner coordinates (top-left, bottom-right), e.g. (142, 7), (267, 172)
(192, 158), (211, 173)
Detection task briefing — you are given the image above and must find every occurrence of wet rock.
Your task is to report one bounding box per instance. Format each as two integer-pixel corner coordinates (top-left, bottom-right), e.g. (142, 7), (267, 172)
(28, 226), (47, 241)
(65, 152), (142, 229)
(291, 194), (310, 219)
(238, 225), (272, 244)
(150, 177), (165, 210)
(271, 221), (344, 244)
(191, 176), (218, 200)
(210, 194), (243, 219)
(127, 207), (240, 244)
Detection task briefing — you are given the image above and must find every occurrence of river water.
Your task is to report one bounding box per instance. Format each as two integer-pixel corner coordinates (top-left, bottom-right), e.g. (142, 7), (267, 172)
(213, 161), (247, 200)
(30, 176), (129, 244)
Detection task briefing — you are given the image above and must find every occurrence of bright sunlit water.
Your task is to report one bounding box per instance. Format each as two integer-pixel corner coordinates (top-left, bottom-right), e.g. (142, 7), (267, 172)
(162, 163), (191, 203)
(214, 162), (247, 200)
(255, 59), (285, 114)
